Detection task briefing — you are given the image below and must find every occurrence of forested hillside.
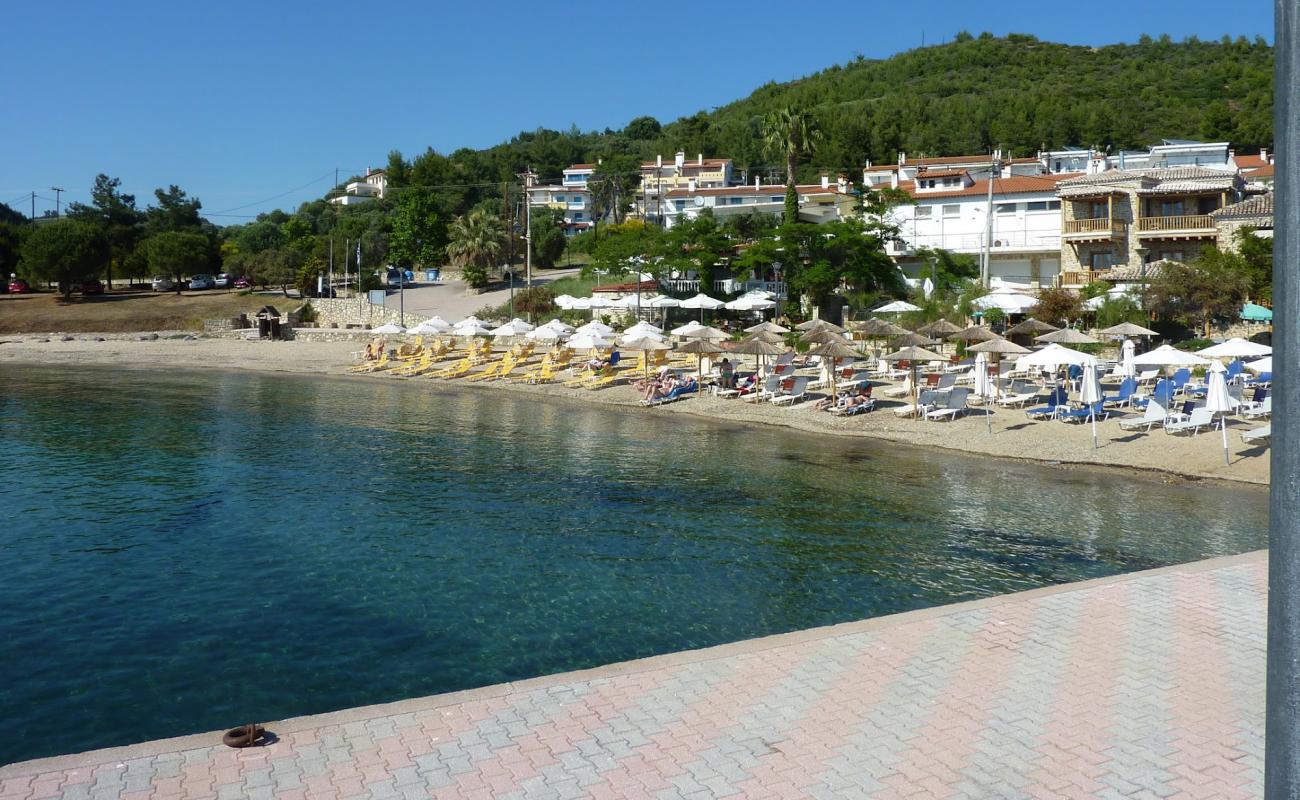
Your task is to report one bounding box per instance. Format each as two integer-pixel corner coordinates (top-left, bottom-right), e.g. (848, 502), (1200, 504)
(382, 32), (1274, 199)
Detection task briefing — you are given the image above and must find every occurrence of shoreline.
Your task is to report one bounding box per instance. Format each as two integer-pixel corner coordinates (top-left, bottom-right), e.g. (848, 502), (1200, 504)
(0, 334), (1270, 489)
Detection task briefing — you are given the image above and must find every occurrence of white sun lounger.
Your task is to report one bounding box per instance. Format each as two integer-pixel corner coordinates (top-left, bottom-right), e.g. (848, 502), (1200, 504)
(1241, 425), (1271, 444)
(926, 388), (970, 421)
(1118, 401), (1167, 432)
(769, 376), (810, 406)
(1164, 407), (1214, 435)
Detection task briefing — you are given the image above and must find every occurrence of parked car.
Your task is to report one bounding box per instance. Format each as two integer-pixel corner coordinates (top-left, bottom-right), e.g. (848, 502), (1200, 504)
(188, 274), (216, 290)
(76, 279), (106, 295)
(233, 275), (252, 289)
(385, 268), (403, 289)
(7, 278), (30, 293)
(214, 273), (233, 289)
(151, 276), (175, 291)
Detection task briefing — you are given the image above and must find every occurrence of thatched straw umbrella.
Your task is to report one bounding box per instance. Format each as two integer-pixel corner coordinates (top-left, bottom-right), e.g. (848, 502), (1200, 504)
(745, 321), (790, 335)
(917, 319), (962, 338)
(1004, 317), (1059, 337)
(1035, 328), (1099, 345)
(950, 325), (1000, 346)
(882, 345), (947, 418)
(808, 339), (865, 398)
(676, 338), (724, 383)
(796, 318), (846, 334)
(892, 331), (941, 349)
(731, 337), (787, 397)
(1097, 322), (1158, 338)
(747, 330), (786, 345)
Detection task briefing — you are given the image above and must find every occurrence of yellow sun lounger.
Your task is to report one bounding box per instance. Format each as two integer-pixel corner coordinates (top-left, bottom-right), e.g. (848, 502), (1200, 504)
(349, 351), (391, 373)
(431, 357), (473, 379)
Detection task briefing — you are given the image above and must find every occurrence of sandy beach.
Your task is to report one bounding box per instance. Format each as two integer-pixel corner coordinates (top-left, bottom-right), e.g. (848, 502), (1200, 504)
(0, 333), (1271, 487)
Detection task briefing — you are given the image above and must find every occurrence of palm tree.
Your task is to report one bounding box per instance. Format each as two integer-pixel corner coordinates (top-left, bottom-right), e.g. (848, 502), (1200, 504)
(446, 208), (503, 289)
(761, 107), (824, 222)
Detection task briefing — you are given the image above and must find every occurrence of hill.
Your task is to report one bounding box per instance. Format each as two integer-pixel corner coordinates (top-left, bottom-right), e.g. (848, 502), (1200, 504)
(384, 32), (1274, 197)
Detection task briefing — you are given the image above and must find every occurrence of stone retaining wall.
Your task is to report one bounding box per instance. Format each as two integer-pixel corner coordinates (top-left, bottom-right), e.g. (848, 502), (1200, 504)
(304, 298), (430, 330)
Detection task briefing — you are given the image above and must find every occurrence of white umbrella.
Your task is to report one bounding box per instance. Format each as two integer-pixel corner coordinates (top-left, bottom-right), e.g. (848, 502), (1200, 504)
(370, 322), (406, 334)
(1196, 338), (1272, 359)
(1205, 361), (1236, 466)
(973, 293), (1038, 313)
(624, 321), (664, 337)
(973, 352), (991, 399)
(671, 321), (728, 340)
(1016, 343), (1098, 370)
(409, 319), (450, 335)
(610, 294), (644, 309)
(618, 330), (666, 346)
(1246, 356), (1272, 374)
(1078, 361), (1103, 449)
(490, 318), (534, 337)
(1129, 344), (1211, 368)
(679, 292), (725, 322)
(553, 294), (577, 309)
(645, 295), (681, 309)
(575, 320), (614, 336)
(452, 321), (492, 337)
(526, 326), (565, 342)
(567, 332), (612, 350)
(539, 318), (575, 333)
(875, 300), (920, 313)
(725, 295), (776, 311)
(1121, 339), (1136, 379)
(454, 315), (482, 327)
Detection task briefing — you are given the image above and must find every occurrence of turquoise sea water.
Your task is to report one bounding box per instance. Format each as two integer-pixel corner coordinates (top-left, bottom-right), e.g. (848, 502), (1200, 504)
(0, 365), (1268, 765)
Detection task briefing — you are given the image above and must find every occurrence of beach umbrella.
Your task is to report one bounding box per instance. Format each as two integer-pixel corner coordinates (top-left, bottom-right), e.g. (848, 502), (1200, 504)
(801, 328), (854, 345)
(1078, 361), (1103, 449)
(490, 318), (535, 338)
(1098, 321), (1158, 338)
(370, 322), (406, 334)
(1205, 361), (1236, 466)
(917, 319), (962, 338)
(553, 294), (577, 309)
(972, 292), (1037, 314)
(454, 315), (482, 327)
(1017, 342), (1097, 369)
(1246, 356), (1272, 374)
(679, 292), (725, 322)
(973, 352), (991, 398)
(611, 294), (645, 310)
(745, 320), (790, 334)
(452, 321), (492, 338)
(575, 320), (614, 336)
(853, 317), (909, 336)
(950, 325), (1000, 344)
(1035, 328), (1099, 345)
(624, 320), (664, 337)
(410, 318), (450, 335)
(620, 335), (671, 378)
(1129, 344), (1211, 368)
(796, 318), (847, 333)
(539, 318), (575, 333)
(725, 295), (776, 312)
(883, 345), (946, 418)
(808, 340), (865, 397)
(526, 326), (565, 342)
(731, 336), (787, 392)
(567, 332), (612, 351)
(1121, 339), (1137, 378)
(892, 331), (941, 349)
(671, 322), (728, 341)
(1196, 338), (1272, 359)
(968, 337), (1031, 432)
(1004, 317), (1059, 337)
(676, 338), (724, 381)
(618, 330), (667, 346)
(875, 300), (921, 313)
(746, 330), (786, 345)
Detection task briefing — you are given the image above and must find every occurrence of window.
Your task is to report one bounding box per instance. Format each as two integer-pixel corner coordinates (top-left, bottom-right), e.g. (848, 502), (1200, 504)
(914, 207), (932, 219)
(1090, 252), (1114, 270)
(996, 203), (1018, 214)
(1047, 200), (1061, 210)
(942, 204), (959, 218)
(1159, 250), (1184, 263)
(674, 200), (685, 211)
(730, 197), (743, 205)
(1159, 199), (1186, 217)
(922, 179), (936, 189)
(573, 212), (583, 220)
(555, 195), (565, 202)
(1026, 201), (1049, 211)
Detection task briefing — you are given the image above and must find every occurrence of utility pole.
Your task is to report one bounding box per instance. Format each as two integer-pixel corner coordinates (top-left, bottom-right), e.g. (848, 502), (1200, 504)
(1267, 2), (1299, 797)
(980, 157), (1000, 286)
(329, 235), (335, 297)
(51, 187), (63, 217)
(30, 191), (35, 220)
(522, 168), (536, 321)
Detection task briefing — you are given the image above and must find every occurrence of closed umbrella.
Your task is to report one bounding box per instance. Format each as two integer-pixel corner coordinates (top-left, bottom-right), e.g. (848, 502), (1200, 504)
(883, 345), (946, 418)
(967, 337), (1031, 433)
(1205, 361), (1236, 466)
(1078, 361), (1103, 449)
(973, 352), (991, 399)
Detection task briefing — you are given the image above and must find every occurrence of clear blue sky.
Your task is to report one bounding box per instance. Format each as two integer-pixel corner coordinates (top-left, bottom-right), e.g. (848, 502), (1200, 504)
(0, 0), (1273, 224)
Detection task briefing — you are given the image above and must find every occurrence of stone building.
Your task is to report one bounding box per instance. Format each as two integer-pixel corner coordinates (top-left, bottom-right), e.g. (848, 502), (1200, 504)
(1211, 193), (1274, 254)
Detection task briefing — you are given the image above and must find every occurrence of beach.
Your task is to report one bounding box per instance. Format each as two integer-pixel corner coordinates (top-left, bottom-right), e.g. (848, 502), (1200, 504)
(0, 333), (1271, 487)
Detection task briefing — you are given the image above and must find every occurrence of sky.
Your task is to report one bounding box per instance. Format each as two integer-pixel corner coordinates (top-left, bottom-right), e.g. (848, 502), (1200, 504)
(1, 0), (1274, 224)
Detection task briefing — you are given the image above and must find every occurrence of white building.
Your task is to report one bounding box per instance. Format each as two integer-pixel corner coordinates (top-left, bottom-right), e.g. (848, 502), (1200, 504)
(1041, 139), (1236, 175)
(863, 150), (1044, 190)
(329, 167), (387, 206)
(885, 170), (1077, 289)
(661, 175), (854, 228)
(526, 165), (594, 235)
(637, 152), (736, 224)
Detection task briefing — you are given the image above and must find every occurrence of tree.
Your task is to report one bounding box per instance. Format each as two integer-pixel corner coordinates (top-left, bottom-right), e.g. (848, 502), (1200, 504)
(1141, 248), (1251, 336)
(1234, 227), (1273, 302)
(1094, 295), (1146, 328)
(588, 155), (642, 226)
(761, 107), (824, 221)
(251, 248), (304, 296)
(584, 220), (660, 279)
(1029, 287), (1085, 327)
(658, 211), (730, 289)
(145, 185), (203, 234)
(66, 174), (143, 288)
(0, 222), (27, 279)
(913, 247), (978, 295)
(20, 221), (109, 299)
(145, 231), (210, 294)
(623, 116), (662, 140)
(0, 202), (26, 226)
(446, 208), (503, 289)
(530, 208), (567, 268)
(388, 190), (447, 270)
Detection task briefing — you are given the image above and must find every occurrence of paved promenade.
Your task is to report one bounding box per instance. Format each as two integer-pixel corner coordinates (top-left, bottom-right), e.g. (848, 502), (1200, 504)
(1, 552), (1266, 800)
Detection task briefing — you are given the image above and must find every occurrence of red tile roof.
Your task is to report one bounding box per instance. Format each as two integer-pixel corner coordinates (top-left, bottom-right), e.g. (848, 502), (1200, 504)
(1235, 153), (1269, 170)
(901, 154), (1040, 167)
(914, 168), (970, 179)
(664, 184), (847, 199)
(899, 173), (1080, 200)
(641, 158), (732, 170)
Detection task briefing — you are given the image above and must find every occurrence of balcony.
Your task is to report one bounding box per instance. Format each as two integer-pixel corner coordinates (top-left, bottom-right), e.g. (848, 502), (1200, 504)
(1063, 217), (1128, 241)
(1057, 269), (1109, 288)
(1135, 214), (1215, 237)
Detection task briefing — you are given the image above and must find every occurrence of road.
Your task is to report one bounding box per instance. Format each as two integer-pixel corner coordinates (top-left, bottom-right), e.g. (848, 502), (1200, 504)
(380, 268), (583, 322)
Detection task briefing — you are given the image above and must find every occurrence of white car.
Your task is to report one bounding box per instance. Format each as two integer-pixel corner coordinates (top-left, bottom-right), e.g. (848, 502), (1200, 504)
(151, 276), (175, 291)
(214, 273), (233, 289)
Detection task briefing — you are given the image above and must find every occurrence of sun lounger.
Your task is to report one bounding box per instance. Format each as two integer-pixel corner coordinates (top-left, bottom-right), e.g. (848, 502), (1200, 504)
(1240, 395), (1272, 420)
(1024, 388), (1068, 420)
(1102, 378), (1137, 409)
(997, 381), (1039, 408)
(1119, 401), (1168, 432)
(1241, 424), (1271, 444)
(643, 379), (699, 406)
(1058, 400), (1108, 424)
(1164, 407), (1214, 435)
(770, 376), (811, 406)
(926, 388), (971, 421)
(893, 389), (939, 418)
(829, 398), (876, 416)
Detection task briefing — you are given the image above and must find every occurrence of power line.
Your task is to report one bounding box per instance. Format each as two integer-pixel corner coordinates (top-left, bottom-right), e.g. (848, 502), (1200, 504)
(208, 170), (335, 215)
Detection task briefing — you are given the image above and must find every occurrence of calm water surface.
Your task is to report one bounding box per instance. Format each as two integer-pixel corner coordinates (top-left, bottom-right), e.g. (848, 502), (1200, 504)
(0, 365), (1268, 764)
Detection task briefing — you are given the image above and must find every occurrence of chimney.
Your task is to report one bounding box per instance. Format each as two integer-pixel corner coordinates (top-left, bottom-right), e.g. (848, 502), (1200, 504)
(688, 177), (696, 193)
(890, 171), (898, 189)
(675, 151), (685, 170)
(1262, 147), (1270, 163)
(898, 151), (906, 165)
(697, 153), (703, 166)
(837, 174), (848, 193)
(656, 154), (663, 168)
(864, 158), (872, 169)
(820, 173), (829, 189)
(754, 175), (760, 189)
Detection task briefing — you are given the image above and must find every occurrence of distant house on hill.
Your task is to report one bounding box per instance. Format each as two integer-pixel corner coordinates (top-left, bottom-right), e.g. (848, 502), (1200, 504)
(330, 168), (387, 206)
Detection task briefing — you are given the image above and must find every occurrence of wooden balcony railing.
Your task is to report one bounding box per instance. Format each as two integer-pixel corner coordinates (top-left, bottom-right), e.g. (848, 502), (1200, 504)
(1135, 214), (1214, 233)
(1058, 270), (1108, 287)
(1063, 218), (1128, 236)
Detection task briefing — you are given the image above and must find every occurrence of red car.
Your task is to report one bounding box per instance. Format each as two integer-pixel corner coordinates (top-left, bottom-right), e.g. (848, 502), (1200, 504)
(76, 280), (106, 295)
(7, 278), (30, 293)
(233, 275), (252, 289)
